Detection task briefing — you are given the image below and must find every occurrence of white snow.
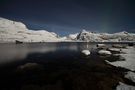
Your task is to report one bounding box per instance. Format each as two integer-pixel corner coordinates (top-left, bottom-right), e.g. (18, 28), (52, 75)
(0, 17), (63, 42)
(125, 71), (135, 83)
(67, 33), (78, 40)
(0, 17), (135, 42)
(106, 47), (135, 71)
(76, 29), (103, 42)
(108, 48), (121, 53)
(98, 50), (112, 55)
(116, 82), (135, 90)
(81, 50), (91, 55)
(76, 29), (135, 42)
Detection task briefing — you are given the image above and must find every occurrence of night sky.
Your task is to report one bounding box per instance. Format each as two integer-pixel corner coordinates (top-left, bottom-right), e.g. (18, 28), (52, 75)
(0, 0), (135, 36)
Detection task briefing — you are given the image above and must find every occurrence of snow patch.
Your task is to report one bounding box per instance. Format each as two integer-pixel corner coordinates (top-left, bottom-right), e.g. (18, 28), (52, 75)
(125, 71), (135, 83)
(106, 47), (135, 71)
(116, 82), (135, 90)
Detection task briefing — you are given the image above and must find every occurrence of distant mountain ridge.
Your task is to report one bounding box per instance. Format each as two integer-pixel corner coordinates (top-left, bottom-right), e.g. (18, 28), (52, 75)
(0, 17), (135, 43)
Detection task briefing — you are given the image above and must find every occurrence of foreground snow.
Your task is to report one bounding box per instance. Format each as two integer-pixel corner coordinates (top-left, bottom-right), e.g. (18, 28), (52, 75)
(106, 47), (135, 71)
(116, 82), (135, 90)
(125, 71), (135, 83)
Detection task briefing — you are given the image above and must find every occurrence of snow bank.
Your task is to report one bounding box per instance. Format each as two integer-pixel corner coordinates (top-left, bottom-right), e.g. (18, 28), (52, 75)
(125, 71), (135, 83)
(116, 82), (135, 90)
(106, 47), (135, 71)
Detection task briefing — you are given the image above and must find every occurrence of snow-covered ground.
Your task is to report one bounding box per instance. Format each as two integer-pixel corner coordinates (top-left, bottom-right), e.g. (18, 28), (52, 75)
(125, 71), (135, 83)
(106, 47), (135, 71)
(116, 82), (135, 90)
(105, 46), (135, 89)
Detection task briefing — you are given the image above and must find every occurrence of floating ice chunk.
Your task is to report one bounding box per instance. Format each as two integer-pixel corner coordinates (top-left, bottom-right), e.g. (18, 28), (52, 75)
(81, 50), (90, 55)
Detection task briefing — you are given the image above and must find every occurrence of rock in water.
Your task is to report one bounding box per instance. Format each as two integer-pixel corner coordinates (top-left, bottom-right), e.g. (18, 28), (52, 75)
(15, 40), (23, 44)
(97, 44), (107, 49)
(17, 63), (42, 71)
(98, 50), (112, 55)
(107, 48), (121, 53)
(81, 50), (91, 55)
(112, 44), (126, 48)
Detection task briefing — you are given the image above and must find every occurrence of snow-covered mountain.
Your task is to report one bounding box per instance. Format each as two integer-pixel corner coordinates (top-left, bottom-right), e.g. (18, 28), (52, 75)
(0, 17), (63, 43)
(0, 17), (135, 43)
(76, 30), (102, 42)
(76, 30), (135, 42)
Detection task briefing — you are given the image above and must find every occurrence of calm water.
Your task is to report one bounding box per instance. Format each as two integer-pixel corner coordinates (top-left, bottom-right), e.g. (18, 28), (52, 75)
(0, 43), (133, 90)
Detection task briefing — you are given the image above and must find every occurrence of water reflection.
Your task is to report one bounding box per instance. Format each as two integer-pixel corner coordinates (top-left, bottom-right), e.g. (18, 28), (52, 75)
(0, 43), (96, 64)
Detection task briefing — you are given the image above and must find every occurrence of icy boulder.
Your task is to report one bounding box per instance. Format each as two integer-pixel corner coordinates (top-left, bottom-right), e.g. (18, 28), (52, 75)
(98, 50), (112, 55)
(97, 44), (107, 49)
(81, 50), (91, 55)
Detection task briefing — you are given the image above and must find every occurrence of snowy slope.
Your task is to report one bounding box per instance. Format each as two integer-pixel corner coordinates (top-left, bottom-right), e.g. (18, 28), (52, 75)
(106, 47), (135, 71)
(76, 30), (135, 42)
(0, 17), (135, 43)
(0, 17), (61, 42)
(76, 30), (102, 42)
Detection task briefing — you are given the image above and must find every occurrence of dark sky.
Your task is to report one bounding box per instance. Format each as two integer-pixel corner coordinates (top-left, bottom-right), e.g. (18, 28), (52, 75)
(0, 0), (135, 36)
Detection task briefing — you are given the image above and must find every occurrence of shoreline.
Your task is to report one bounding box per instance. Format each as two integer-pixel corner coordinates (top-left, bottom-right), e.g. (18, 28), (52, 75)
(0, 41), (135, 44)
